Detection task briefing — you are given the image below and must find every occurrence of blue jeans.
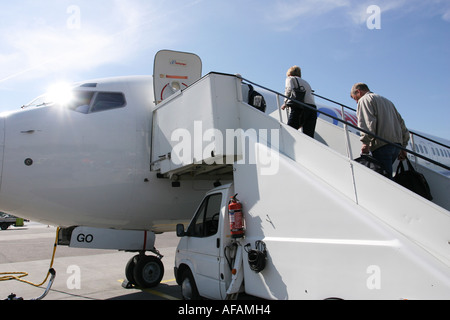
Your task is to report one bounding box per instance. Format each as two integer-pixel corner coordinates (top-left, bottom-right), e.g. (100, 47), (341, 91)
(372, 144), (400, 179)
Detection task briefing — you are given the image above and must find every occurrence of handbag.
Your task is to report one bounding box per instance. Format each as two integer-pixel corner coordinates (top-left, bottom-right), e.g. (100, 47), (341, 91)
(354, 154), (390, 178)
(394, 159), (433, 200)
(285, 77), (306, 109)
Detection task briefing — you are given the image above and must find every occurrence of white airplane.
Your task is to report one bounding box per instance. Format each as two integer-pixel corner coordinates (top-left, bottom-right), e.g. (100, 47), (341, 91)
(0, 51), (214, 288)
(0, 50), (448, 289)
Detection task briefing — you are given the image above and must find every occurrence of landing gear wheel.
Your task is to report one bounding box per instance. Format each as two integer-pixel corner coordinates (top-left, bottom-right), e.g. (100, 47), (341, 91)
(133, 255), (164, 288)
(125, 255), (138, 285)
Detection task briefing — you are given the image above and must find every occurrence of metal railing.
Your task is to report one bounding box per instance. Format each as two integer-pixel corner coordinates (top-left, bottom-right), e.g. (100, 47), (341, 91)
(237, 74), (450, 172)
(313, 92), (450, 150)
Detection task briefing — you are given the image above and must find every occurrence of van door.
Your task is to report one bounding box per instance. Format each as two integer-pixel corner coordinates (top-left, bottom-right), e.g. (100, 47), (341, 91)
(185, 192), (222, 299)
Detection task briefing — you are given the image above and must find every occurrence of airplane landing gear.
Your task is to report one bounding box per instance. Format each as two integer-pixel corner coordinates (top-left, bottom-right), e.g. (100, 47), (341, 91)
(125, 251), (164, 288)
(58, 227), (164, 289)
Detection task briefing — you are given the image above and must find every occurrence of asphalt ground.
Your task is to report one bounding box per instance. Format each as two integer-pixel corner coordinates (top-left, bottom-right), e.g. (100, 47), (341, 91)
(2, 223), (423, 318)
(0, 222), (182, 300)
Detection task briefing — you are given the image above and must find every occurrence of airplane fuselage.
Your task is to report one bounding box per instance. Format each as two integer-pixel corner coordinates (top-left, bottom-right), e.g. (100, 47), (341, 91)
(0, 76), (209, 232)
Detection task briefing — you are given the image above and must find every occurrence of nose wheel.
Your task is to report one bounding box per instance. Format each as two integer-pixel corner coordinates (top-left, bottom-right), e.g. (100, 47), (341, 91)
(125, 253), (164, 288)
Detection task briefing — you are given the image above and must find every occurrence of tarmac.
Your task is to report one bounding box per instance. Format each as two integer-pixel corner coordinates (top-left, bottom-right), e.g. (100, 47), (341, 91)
(0, 222), (182, 300)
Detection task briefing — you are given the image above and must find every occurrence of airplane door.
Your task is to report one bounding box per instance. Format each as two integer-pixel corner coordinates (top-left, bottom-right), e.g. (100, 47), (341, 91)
(153, 50), (202, 104)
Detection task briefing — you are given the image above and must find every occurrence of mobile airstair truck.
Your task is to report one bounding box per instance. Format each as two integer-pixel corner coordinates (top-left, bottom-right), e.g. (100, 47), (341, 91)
(149, 68), (450, 300)
(174, 167), (450, 300)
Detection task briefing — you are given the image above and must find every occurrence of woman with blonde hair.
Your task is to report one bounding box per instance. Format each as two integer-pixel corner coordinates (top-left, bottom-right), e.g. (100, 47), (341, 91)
(281, 66), (317, 138)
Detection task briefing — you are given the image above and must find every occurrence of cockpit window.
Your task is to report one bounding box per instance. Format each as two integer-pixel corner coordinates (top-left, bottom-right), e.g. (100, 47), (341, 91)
(24, 91), (95, 110)
(70, 91), (96, 113)
(72, 92), (126, 114)
(90, 92), (126, 113)
(23, 90), (126, 114)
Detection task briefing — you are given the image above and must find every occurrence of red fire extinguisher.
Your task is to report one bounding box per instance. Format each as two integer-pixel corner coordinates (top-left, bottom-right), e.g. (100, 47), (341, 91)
(228, 194), (245, 239)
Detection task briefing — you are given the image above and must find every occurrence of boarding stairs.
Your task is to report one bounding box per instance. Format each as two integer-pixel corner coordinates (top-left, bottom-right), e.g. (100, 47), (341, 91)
(151, 72), (449, 208)
(151, 72), (450, 299)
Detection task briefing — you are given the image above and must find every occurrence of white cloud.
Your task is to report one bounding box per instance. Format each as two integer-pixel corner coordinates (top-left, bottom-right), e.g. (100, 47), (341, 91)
(0, 0), (208, 85)
(265, 0), (450, 30)
(0, 0), (169, 84)
(264, 0), (407, 30)
(3, 27), (123, 75)
(444, 11), (450, 21)
(266, 0), (350, 27)
(441, 6), (450, 22)
(343, 1), (394, 24)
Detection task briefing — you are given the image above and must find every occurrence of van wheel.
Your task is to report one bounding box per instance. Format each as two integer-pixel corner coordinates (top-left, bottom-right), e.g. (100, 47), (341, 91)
(133, 255), (164, 288)
(181, 269), (201, 300)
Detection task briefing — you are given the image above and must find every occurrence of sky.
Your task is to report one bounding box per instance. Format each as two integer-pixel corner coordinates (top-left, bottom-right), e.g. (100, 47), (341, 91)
(0, 0), (449, 139)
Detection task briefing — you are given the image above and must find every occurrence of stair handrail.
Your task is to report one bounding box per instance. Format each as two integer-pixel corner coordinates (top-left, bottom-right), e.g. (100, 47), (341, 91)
(236, 74), (450, 172)
(312, 92), (450, 150)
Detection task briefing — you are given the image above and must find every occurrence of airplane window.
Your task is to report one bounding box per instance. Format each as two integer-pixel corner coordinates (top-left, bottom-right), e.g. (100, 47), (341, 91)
(24, 90), (126, 114)
(69, 91), (96, 113)
(79, 83), (98, 88)
(90, 92), (126, 113)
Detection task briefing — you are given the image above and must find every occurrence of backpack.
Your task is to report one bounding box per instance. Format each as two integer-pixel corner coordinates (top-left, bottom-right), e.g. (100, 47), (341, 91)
(248, 85), (267, 113)
(285, 77), (306, 109)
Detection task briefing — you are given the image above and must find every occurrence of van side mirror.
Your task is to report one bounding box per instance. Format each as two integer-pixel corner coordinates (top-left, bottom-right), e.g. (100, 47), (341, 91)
(176, 224), (186, 237)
